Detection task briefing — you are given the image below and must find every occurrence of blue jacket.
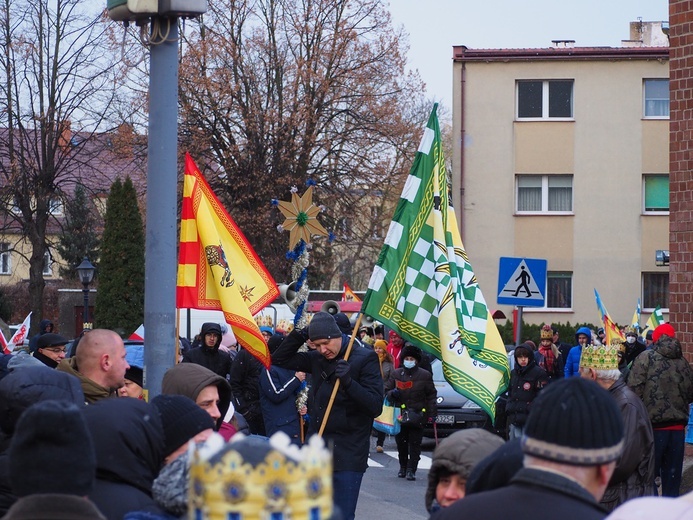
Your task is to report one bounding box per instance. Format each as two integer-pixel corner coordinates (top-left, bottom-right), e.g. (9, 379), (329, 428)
(564, 326), (592, 377)
(259, 365), (303, 443)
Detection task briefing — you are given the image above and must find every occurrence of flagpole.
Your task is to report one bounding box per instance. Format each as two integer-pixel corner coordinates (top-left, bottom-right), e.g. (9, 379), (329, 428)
(318, 313), (364, 437)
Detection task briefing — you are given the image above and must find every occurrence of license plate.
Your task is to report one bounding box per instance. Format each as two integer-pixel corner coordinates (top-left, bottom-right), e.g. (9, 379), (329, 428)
(435, 414), (455, 424)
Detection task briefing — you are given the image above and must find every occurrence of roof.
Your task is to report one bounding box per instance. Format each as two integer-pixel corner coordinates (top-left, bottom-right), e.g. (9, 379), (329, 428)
(452, 45), (670, 63)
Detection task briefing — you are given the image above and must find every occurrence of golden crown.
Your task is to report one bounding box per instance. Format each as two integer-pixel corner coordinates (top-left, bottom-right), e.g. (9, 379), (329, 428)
(540, 325), (553, 340)
(189, 432), (333, 520)
(82, 322), (93, 331)
(610, 337), (626, 353)
(579, 344), (619, 370)
(623, 325), (637, 336)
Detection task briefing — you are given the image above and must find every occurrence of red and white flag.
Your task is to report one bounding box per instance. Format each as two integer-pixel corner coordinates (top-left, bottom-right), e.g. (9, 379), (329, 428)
(7, 312), (31, 353)
(0, 329), (8, 355)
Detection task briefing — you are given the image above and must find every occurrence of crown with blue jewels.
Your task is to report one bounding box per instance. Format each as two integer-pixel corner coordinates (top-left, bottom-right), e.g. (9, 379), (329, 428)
(189, 432), (333, 520)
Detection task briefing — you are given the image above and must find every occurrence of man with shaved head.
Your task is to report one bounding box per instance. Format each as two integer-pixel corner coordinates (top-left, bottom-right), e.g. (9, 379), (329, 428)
(57, 329), (130, 403)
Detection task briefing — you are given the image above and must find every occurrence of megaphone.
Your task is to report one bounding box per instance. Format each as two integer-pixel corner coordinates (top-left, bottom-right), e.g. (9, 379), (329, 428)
(320, 300), (341, 316)
(350, 312), (375, 328)
(279, 281), (299, 313)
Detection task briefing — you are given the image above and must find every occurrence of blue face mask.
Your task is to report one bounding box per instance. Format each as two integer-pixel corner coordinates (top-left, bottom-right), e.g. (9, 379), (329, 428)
(403, 360), (416, 369)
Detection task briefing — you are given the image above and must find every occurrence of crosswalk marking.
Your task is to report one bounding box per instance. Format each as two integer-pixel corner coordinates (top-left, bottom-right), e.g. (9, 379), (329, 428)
(368, 450), (432, 469)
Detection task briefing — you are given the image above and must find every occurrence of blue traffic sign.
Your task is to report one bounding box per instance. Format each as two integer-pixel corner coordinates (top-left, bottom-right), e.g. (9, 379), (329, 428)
(497, 257), (547, 307)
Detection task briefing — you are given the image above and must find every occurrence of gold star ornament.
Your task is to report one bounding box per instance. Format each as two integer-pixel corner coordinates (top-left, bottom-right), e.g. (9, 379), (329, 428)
(277, 186), (328, 250)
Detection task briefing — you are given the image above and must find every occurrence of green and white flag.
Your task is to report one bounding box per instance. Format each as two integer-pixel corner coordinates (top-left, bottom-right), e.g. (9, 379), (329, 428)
(643, 305), (664, 334)
(361, 104), (509, 421)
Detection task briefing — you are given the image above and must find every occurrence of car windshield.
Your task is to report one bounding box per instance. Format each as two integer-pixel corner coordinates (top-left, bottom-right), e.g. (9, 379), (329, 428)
(431, 359), (445, 382)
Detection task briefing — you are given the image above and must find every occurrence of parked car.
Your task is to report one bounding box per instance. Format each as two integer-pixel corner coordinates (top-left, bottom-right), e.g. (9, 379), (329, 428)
(424, 358), (507, 440)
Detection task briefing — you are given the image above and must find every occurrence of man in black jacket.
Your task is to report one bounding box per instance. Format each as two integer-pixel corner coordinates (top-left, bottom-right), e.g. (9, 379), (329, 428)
(182, 322), (232, 380)
(271, 312), (383, 520)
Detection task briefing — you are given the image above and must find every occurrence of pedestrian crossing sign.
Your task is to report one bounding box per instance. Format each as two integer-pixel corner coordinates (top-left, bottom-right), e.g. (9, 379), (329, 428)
(497, 257), (547, 307)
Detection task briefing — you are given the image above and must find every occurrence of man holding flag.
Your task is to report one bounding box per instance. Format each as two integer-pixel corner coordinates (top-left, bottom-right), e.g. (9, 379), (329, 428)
(361, 104), (509, 426)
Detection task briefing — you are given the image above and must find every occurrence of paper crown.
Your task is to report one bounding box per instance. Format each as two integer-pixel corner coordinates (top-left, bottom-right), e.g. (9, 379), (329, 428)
(623, 325), (637, 336)
(276, 319), (294, 334)
(579, 344), (619, 370)
(540, 325), (553, 340)
(610, 337), (626, 353)
(254, 315), (274, 328)
(189, 432), (333, 520)
(82, 322), (93, 331)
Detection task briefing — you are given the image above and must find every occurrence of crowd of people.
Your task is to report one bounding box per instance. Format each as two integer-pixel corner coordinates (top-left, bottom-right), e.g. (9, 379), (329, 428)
(0, 314), (692, 519)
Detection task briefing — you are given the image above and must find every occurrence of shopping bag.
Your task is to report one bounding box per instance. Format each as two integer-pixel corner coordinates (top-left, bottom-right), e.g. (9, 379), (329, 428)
(373, 398), (401, 435)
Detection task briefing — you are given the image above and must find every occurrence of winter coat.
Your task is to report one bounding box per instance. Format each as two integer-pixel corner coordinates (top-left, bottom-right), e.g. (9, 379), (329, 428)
(271, 330), (383, 472)
(161, 362), (232, 431)
(380, 360), (394, 384)
(0, 367), (84, 517)
(627, 335), (693, 428)
(624, 338), (646, 365)
(28, 320), (53, 353)
(564, 326), (592, 378)
(56, 358), (115, 404)
(229, 348), (264, 428)
(259, 365), (303, 442)
(534, 343), (564, 381)
(384, 364), (437, 426)
(506, 355), (547, 427)
(1, 494), (107, 520)
(600, 378), (655, 512)
(182, 323), (232, 379)
(431, 467), (609, 520)
(84, 399), (167, 520)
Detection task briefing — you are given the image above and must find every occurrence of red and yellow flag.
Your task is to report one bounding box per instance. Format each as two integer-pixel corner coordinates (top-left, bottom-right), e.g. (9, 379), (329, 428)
(177, 153), (278, 367)
(342, 282), (361, 302)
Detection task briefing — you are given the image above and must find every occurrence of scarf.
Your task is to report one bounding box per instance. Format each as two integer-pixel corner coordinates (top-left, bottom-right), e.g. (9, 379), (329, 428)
(538, 344), (556, 375)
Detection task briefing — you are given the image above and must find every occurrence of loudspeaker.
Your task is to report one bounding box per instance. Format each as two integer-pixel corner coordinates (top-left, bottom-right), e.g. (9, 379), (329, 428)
(279, 281), (299, 313)
(320, 300), (341, 315)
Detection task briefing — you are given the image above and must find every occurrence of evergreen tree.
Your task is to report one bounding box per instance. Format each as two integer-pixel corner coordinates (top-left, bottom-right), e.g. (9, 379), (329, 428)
(94, 177), (144, 335)
(55, 184), (100, 280)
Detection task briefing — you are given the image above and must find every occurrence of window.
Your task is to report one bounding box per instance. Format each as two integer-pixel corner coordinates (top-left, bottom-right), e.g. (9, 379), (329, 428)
(43, 250), (52, 276)
(644, 79), (669, 118)
(517, 80), (573, 119)
(49, 198), (63, 215)
(643, 272), (669, 309)
(643, 174), (669, 213)
(0, 244), (10, 275)
(546, 272), (572, 309)
(516, 175), (573, 213)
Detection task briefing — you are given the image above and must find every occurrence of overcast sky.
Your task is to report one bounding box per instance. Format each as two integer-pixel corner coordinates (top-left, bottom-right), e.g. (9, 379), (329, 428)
(388, 0), (669, 110)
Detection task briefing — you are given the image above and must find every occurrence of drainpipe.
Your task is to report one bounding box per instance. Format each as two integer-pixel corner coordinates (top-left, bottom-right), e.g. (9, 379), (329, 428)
(459, 62), (466, 242)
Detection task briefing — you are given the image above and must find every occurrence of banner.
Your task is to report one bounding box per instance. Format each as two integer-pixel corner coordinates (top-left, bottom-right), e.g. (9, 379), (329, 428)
(643, 305), (664, 335)
(361, 104), (509, 422)
(342, 283), (361, 302)
(177, 154), (278, 367)
(7, 312), (31, 353)
(630, 298), (641, 332)
(594, 289), (625, 345)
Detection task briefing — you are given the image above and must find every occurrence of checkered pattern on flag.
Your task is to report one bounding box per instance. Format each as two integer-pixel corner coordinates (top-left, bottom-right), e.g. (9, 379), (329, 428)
(177, 153), (278, 367)
(361, 104), (509, 421)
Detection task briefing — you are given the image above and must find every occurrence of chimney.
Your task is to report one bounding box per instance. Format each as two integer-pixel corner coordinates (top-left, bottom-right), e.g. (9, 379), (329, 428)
(57, 120), (71, 152)
(551, 40), (575, 48)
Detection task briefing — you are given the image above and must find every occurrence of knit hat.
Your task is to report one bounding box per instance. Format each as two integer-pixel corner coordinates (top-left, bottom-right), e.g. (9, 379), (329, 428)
(373, 339), (388, 350)
(125, 365), (144, 387)
(151, 394), (215, 458)
(308, 312), (342, 341)
(653, 323), (676, 343)
(333, 313), (352, 335)
(540, 325), (553, 340)
(36, 333), (69, 350)
(579, 344), (619, 371)
(514, 343), (533, 359)
(259, 326), (274, 335)
(522, 377), (624, 465)
(267, 333), (285, 354)
(401, 344), (422, 363)
(9, 400), (96, 497)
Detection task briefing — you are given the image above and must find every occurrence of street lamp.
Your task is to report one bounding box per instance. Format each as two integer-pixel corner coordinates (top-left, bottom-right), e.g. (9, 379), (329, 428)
(76, 257), (95, 327)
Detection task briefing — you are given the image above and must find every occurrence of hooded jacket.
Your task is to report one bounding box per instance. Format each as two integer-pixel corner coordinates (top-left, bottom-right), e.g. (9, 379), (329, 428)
(383, 346), (436, 424)
(627, 335), (693, 427)
(56, 357), (114, 404)
(28, 320), (53, 353)
(182, 323), (231, 379)
(506, 345), (548, 427)
(564, 326), (592, 378)
(84, 399), (166, 520)
(271, 329), (383, 472)
(161, 362), (232, 431)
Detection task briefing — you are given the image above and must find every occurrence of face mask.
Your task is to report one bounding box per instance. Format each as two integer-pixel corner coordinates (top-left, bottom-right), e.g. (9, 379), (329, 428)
(403, 360), (416, 369)
(626, 336), (636, 344)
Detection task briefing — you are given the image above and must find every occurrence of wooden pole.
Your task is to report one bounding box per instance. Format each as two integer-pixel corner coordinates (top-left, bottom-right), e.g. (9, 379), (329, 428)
(318, 313), (364, 437)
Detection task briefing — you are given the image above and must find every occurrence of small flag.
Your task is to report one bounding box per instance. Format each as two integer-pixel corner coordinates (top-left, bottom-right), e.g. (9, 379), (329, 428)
(7, 312), (31, 353)
(342, 283), (361, 302)
(361, 104), (509, 422)
(594, 289), (624, 345)
(643, 305), (664, 334)
(0, 329), (8, 355)
(631, 299), (641, 333)
(177, 154), (278, 367)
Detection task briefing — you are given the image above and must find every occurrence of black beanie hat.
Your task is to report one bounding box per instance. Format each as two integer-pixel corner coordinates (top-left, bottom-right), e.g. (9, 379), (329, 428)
(401, 344), (422, 363)
(151, 394), (215, 458)
(333, 313), (352, 335)
(125, 365), (144, 388)
(9, 400), (95, 497)
(522, 377), (624, 465)
(308, 312), (342, 341)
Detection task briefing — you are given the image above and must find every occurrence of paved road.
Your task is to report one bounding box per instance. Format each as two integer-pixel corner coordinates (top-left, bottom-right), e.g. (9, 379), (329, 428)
(355, 435), (437, 519)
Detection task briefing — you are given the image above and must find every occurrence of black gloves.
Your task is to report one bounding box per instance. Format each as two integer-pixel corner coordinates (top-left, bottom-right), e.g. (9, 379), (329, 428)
(387, 389), (401, 403)
(334, 359), (352, 389)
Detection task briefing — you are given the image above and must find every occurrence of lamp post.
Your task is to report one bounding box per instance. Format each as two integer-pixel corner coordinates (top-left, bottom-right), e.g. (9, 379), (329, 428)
(76, 257), (95, 328)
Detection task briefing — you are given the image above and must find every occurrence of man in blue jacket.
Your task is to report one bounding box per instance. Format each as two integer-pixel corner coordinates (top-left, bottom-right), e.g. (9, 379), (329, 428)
(564, 326), (592, 377)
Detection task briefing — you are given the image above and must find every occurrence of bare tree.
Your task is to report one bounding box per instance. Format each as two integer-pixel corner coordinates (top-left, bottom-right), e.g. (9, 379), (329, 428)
(178, 0), (428, 287)
(0, 0), (128, 329)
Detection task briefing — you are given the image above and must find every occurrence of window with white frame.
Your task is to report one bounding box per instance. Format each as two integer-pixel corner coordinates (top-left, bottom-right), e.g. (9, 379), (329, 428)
(517, 80), (573, 119)
(49, 198), (63, 215)
(643, 174), (669, 213)
(644, 79), (669, 118)
(42, 250), (52, 276)
(0, 244), (10, 275)
(643, 272), (668, 309)
(546, 271), (572, 309)
(516, 175), (573, 213)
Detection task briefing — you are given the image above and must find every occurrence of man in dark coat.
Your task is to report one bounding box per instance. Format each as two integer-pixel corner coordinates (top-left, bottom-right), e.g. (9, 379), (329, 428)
(229, 345), (266, 436)
(27, 319), (53, 353)
(506, 342), (547, 440)
(431, 377), (625, 520)
(271, 312), (383, 520)
(182, 322), (232, 380)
